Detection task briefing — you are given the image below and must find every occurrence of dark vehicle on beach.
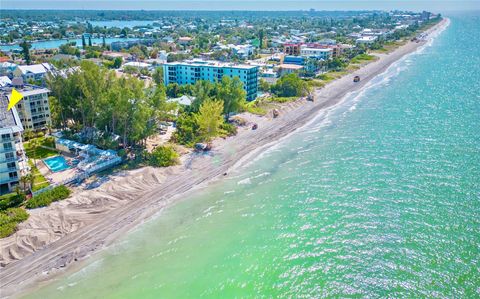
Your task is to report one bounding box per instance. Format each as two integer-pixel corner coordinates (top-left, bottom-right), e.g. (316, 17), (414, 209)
(307, 94), (314, 102)
(194, 143), (212, 152)
(252, 123), (258, 130)
(272, 109), (279, 118)
(353, 76), (360, 82)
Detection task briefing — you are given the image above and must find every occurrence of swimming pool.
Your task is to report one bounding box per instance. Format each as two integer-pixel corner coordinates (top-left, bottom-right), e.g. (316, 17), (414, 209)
(43, 156), (71, 172)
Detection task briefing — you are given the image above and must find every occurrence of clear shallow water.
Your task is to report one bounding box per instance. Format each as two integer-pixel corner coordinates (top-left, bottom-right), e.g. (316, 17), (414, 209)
(23, 15), (480, 298)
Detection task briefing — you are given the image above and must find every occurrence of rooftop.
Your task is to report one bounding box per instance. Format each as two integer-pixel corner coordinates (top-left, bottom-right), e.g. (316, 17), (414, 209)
(16, 63), (53, 75)
(165, 59), (258, 70)
(0, 83), (50, 97)
(278, 64), (304, 70)
(0, 94), (23, 134)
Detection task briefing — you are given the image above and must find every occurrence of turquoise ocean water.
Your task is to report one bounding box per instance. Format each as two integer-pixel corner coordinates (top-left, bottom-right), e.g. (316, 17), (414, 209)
(23, 14), (480, 298)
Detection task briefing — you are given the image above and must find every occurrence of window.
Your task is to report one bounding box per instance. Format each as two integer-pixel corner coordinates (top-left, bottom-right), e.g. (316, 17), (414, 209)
(3, 143), (13, 150)
(9, 172), (18, 179)
(7, 162), (15, 169)
(5, 152), (14, 160)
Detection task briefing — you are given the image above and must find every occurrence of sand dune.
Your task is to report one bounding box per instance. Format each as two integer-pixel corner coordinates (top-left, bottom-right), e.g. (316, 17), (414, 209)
(0, 19), (448, 298)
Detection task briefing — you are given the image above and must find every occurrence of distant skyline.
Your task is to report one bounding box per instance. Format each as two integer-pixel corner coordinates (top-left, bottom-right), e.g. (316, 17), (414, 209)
(1, 0), (479, 12)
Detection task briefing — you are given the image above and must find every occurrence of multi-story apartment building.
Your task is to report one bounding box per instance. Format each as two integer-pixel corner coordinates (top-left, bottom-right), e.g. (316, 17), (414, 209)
(284, 43), (302, 56)
(1, 79), (51, 131)
(163, 60), (259, 101)
(0, 94), (28, 194)
(299, 47), (333, 60)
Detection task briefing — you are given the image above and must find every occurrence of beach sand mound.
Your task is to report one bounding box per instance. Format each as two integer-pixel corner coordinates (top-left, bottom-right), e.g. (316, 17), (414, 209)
(0, 166), (167, 267)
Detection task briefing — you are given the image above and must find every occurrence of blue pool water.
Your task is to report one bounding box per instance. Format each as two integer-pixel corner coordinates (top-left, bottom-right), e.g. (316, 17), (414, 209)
(43, 156), (71, 172)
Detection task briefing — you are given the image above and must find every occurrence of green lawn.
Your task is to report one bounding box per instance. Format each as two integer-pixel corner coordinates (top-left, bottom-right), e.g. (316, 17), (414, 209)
(24, 137), (58, 160)
(28, 160), (50, 191)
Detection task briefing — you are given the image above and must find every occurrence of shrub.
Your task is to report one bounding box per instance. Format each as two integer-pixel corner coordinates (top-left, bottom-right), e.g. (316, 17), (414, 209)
(269, 97), (297, 103)
(148, 146), (179, 167)
(0, 193), (25, 211)
(0, 208), (29, 238)
(316, 73), (335, 81)
(26, 185), (71, 209)
(221, 122), (238, 137)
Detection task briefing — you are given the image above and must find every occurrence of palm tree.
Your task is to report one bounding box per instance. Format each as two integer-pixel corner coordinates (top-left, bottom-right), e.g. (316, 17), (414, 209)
(29, 138), (40, 166)
(19, 173), (34, 193)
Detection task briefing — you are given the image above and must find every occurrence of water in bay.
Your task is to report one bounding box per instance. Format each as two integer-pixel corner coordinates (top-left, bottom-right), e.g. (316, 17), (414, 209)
(22, 13), (480, 298)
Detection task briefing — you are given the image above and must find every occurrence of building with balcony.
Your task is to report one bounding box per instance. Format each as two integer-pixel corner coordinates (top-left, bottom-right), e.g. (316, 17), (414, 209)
(163, 60), (259, 101)
(0, 94), (28, 194)
(284, 43), (302, 56)
(13, 63), (53, 82)
(1, 79), (51, 131)
(299, 47), (333, 60)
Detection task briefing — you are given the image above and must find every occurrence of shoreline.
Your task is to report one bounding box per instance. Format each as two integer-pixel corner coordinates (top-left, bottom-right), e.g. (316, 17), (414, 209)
(0, 18), (449, 298)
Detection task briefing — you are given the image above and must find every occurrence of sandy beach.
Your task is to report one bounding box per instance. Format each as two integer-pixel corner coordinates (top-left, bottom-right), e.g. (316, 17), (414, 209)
(0, 18), (448, 298)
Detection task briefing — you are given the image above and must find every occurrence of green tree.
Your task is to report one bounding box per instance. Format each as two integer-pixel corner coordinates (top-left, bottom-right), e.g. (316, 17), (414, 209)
(152, 67), (163, 85)
(194, 99), (224, 142)
(271, 74), (309, 97)
(112, 57), (123, 69)
(173, 113), (198, 146)
(166, 83), (181, 98)
(19, 41), (31, 65)
(191, 80), (216, 112)
(88, 35), (92, 47)
(148, 146), (179, 167)
(29, 138), (40, 166)
(82, 35), (86, 49)
(328, 58), (346, 70)
(259, 78), (270, 92)
(217, 76), (246, 119)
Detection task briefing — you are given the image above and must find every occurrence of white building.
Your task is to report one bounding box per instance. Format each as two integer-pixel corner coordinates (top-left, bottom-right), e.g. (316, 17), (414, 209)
(300, 47), (333, 60)
(356, 36), (378, 44)
(0, 76), (12, 87)
(13, 63), (54, 82)
(0, 94), (28, 194)
(2, 79), (51, 131)
(123, 61), (152, 69)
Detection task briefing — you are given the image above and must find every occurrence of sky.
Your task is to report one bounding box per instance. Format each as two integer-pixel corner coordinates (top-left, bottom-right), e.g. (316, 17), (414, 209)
(0, 0), (479, 12)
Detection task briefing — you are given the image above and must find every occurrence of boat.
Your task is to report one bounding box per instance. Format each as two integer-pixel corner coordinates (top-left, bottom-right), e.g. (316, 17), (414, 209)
(353, 75), (360, 82)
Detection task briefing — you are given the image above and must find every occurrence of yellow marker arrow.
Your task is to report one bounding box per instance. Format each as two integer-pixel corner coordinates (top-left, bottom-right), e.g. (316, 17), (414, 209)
(7, 88), (23, 111)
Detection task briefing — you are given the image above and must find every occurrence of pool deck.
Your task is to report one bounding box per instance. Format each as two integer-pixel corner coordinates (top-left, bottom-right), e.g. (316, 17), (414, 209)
(38, 156), (80, 185)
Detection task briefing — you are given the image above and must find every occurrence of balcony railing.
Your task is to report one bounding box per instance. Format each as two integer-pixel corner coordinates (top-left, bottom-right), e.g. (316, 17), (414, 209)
(0, 156), (18, 163)
(0, 177), (19, 185)
(0, 147), (15, 154)
(0, 166), (18, 174)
